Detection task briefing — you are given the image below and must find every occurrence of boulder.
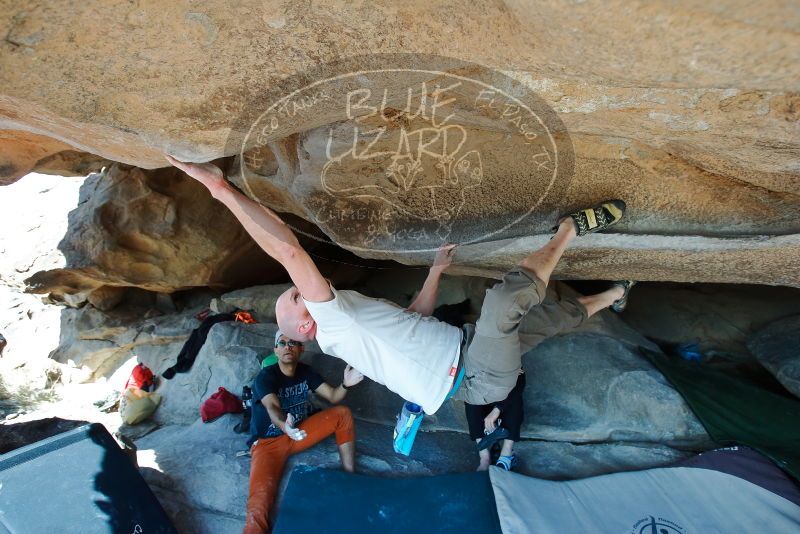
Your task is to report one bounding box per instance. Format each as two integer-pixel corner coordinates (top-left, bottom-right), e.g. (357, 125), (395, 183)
(151, 321), (274, 425)
(747, 315), (800, 398)
(24, 164), (281, 299)
(49, 304), (199, 380)
(214, 283), (293, 323)
(621, 283), (800, 359)
(85, 285), (127, 312)
(0, 1), (796, 186)
(522, 332), (710, 447)
(0, 130), (106, 185)
(2, 1), (799, 286)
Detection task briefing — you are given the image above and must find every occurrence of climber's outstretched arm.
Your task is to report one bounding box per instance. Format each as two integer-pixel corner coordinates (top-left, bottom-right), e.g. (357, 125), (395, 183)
(408, 243), (457, 316)
(165, 156), (331, 302)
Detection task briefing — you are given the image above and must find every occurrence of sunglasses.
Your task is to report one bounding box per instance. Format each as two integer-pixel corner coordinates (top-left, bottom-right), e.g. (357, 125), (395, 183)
(276, 340), (302, 348)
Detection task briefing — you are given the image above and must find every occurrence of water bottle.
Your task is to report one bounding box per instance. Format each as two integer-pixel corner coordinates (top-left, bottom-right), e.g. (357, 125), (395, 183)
(241, 386), (253, 410)
(393, 401), (424, 456)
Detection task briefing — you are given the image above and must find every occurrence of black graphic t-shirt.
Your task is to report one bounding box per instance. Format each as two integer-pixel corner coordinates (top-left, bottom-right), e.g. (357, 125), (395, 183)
(250, 363), (324, 441)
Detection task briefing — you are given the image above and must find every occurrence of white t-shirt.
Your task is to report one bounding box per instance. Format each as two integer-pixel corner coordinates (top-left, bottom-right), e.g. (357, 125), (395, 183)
(304, 287), (462, 415)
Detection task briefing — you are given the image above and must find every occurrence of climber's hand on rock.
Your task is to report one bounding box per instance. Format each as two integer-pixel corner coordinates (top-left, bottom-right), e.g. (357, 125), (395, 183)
(284, 413), (307, 441)
(433, 243), (458, 272)
(165, 155), (226, 194)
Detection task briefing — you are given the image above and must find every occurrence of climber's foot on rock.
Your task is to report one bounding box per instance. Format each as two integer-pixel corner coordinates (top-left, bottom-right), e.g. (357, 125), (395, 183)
(554, 200), (626, 236)
(610, 280), (637, 312)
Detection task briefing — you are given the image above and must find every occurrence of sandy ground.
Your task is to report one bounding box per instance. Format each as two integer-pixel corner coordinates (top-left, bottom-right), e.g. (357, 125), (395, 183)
(0, 172), (121, 428)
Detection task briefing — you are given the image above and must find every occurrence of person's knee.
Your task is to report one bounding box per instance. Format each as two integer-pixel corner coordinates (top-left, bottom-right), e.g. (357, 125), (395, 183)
(329, 405), (356, 443)
(330, 404), (353, 421)
(514, 267), (547, 301)
(478, 269), (546, 335)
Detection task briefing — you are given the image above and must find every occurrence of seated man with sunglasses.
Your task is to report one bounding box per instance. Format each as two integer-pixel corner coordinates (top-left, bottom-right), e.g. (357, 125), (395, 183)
(244, 330), (364, 534)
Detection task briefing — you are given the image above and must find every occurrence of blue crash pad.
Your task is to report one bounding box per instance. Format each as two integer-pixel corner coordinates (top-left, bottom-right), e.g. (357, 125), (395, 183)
(273, 466), (501, 534)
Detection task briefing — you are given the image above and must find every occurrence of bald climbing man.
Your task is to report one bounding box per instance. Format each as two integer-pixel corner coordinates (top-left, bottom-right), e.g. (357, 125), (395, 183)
(167, 155), (630, 413)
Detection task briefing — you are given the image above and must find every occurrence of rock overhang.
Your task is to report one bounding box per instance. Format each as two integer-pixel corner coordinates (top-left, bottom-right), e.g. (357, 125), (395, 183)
(0, 1), (797, 292)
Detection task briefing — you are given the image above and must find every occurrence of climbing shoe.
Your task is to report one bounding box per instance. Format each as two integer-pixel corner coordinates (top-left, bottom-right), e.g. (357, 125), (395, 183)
(611, 280), (637, 312)
(555, 199), (626, 236)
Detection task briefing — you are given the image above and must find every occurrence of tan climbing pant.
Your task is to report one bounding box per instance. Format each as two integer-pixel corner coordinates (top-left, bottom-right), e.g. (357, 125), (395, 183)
(453, 268), (588, 405)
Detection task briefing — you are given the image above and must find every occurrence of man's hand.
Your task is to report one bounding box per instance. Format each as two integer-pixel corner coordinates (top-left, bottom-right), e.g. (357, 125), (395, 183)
(315, 365), (363, 404)
(165, 155), (227, 195)
(342, 365), (364, 388)
(284, 413), (307, 441)
(407, 243), (458, 316)
(432, 243), (457, 273)
(484, 407), (501, 435)
(166, 154), (331, 305)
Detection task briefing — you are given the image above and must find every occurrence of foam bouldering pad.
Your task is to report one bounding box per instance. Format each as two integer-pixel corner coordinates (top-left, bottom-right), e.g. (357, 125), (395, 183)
(0, 423), (176, 533)
(490, 448), (800, 534)
(273, 466), (502, 534)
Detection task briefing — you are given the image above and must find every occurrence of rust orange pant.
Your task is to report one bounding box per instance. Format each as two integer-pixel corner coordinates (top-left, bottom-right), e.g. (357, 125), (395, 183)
(243, 405), (355, 534)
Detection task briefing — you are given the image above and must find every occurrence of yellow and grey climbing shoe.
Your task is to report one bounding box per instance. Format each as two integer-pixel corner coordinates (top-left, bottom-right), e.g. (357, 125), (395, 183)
(557, 199), (626, 236)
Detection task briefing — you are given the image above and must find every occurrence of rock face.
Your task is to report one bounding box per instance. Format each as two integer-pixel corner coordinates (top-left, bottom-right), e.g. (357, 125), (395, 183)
(0, 130), (106, 185)
(510, 440), (689, 482)
(621, 283), (800, 360)
(24, 163), (281, 300)
(211, 283), (292, 323)
(748, 315), (800, 398)
(522, 333), (708, 446)
(2, 1), (799, 289)
(49, 303), (199, 380)
(151, 321), (272, 426)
